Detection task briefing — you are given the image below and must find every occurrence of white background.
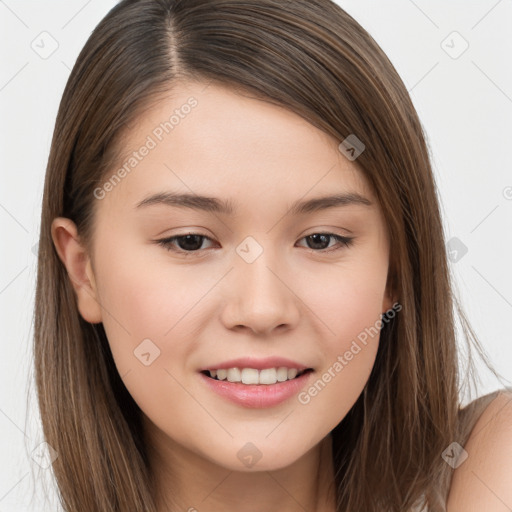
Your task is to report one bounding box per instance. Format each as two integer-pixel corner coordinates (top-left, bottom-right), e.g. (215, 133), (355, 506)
(1, 1), (511, 510)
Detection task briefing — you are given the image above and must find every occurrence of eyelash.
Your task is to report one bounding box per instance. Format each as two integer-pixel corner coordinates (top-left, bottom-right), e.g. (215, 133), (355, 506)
(155, 232), (355, 257)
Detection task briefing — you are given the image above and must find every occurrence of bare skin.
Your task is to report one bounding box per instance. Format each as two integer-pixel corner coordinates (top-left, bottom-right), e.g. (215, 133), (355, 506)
(52, 80), (395, 511)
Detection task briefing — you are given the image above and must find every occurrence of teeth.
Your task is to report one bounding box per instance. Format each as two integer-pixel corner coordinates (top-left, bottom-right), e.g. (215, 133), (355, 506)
(287, 368), (298, 380)
(207, 367), (306, 385)
(227, 368), (241, 382)
(242, 368), (259, 385)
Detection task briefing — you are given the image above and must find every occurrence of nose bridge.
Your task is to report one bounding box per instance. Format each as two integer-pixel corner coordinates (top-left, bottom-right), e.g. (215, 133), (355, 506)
(223, 235), (299, 332)
(236, 237), (285, 303)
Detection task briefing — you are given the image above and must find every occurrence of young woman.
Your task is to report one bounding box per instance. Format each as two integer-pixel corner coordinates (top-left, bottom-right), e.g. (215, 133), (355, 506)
(34, 0), (512, 510)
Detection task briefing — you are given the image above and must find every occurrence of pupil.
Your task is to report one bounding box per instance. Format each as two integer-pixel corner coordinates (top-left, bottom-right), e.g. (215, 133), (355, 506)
(178, 234), (203, 251)
(308, 234), (329, 250)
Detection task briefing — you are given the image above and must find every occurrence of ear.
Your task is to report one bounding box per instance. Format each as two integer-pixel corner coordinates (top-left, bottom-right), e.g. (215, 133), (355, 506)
(51, 217), (103, 324)
(381, 283), (398, 316)
(381, 262), (399, 315)
(381, 295), (394, 316)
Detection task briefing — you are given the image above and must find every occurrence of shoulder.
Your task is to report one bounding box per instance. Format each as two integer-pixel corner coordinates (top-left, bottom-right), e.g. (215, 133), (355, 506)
(446, 388), (512, 512)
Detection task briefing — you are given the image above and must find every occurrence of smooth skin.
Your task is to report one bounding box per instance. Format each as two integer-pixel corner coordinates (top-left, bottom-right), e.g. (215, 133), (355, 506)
(51, 80), (512, 511)
(446, 390), (512, 512)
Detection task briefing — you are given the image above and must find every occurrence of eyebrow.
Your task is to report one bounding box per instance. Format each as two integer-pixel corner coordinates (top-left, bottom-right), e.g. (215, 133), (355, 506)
(135, 191), (373, 215)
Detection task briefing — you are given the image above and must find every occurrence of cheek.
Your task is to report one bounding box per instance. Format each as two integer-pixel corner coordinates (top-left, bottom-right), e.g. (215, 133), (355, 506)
(302, 252), (388, 347)
(96, 241), (216, 334)
(92, 244), (216, 380)
(298, 340), (378, 432)
(296, 286), (383, 425)
(92, 252), (211, 426)
(294, 253), (387, 415)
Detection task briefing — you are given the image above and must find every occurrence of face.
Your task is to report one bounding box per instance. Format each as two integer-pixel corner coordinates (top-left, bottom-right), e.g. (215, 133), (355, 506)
(54, 80), (394, 473)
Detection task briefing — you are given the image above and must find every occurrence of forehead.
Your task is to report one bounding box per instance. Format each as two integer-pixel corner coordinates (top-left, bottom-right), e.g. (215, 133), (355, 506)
(104, 80), (375, 213)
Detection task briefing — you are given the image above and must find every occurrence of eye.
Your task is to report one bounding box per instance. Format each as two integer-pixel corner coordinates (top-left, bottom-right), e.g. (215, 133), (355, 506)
(296, 233), (355, 253)
(155, 233), (216, 256)
(154, 232), (355, 256)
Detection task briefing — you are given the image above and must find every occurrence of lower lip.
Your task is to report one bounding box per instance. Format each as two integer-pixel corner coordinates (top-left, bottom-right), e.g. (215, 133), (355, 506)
(199, 370), (314, 408)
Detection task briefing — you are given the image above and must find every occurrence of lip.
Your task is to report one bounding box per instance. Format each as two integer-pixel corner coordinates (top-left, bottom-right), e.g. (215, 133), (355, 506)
(198, 356), (312, 372)
(199, 369), (314, 408)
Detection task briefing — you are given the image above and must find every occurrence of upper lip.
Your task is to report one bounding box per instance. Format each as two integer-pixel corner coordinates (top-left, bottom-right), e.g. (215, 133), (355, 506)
(199, 357), (312, 372)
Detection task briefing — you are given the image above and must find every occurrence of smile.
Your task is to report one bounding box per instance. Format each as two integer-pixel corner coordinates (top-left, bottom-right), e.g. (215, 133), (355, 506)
(199, 368), (314, 408)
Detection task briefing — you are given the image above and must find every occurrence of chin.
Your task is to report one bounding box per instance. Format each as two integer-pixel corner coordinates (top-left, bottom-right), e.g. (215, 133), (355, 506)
(204, 441), (310, 473)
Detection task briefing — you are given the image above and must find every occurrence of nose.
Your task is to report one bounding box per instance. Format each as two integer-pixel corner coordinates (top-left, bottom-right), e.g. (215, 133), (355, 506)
(220, 247), (301, 336)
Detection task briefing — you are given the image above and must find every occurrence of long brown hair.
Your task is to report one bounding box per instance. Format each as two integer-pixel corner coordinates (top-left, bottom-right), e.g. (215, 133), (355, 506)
(32, 0), (509, 510)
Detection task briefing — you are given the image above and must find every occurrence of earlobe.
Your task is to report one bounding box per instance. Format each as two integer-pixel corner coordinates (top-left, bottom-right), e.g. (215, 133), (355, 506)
(381, 291), (398, 316)
(382, 270), (399, 315)
(51, 217), (103, 324)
